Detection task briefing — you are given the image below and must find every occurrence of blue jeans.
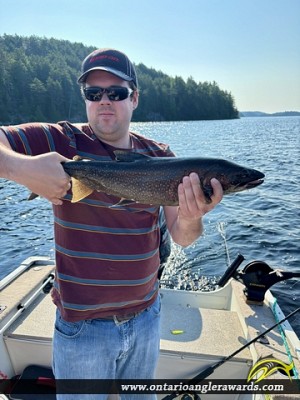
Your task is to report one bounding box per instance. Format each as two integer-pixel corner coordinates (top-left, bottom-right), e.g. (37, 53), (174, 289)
(53, 295), (161, 400)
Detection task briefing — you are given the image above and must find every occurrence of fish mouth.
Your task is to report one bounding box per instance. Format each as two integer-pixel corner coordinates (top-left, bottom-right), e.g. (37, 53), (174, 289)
(240, 178), (264, 189)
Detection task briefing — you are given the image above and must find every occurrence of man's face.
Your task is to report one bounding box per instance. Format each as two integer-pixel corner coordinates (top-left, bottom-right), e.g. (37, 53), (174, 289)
(84, 70), (138, 148)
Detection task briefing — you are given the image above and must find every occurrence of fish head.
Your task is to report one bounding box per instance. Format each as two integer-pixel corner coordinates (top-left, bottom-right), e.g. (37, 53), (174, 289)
(219, 161), (265, 194)
(230, 167), (264, 192)
(200, 160), (265, 200)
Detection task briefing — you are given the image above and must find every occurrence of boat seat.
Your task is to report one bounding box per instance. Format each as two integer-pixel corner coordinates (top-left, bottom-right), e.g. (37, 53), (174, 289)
(4, 293), (55, 375)
(160, 303), (251, 360)
(157, 295), (252, 381)
(0, 263), (54, 325)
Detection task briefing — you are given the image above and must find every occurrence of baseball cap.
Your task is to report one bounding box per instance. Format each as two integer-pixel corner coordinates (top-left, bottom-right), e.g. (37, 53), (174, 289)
(78, 48), (138, 87)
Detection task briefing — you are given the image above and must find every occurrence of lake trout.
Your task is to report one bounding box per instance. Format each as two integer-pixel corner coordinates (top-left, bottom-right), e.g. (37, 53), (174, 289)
(61, 151), (264, 205)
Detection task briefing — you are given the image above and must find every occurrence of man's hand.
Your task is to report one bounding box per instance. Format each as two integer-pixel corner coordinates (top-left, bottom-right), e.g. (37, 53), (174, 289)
(13, 152), (71, 206)
(0, 134), (71, 205)
(164, 173), (223, 247)
(178, 173), (223, 220)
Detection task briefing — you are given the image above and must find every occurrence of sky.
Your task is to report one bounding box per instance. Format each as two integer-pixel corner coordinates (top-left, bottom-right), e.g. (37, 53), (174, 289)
(0, 0), (299, 113)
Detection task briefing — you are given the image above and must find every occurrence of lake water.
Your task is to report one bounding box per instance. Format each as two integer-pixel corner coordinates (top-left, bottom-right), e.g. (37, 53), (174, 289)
(0, 116), (299, 336)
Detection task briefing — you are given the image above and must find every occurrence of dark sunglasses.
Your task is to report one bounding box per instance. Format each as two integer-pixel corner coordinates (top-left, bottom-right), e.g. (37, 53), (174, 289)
(83, 86), (134, 102)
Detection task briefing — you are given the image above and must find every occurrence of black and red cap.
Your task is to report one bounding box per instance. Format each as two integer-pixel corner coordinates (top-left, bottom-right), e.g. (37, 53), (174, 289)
(78, 48), (138, 87)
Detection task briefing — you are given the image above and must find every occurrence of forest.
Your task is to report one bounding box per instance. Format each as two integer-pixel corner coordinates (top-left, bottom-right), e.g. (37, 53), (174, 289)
(0, 35), (239, 124)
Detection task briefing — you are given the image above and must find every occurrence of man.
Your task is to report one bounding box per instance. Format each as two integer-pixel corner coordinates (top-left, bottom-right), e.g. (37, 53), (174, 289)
(0, 48), (222, 399)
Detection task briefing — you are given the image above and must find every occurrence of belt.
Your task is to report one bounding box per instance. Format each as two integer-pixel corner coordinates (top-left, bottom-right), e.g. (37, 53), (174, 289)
(100, 310), (144, 323)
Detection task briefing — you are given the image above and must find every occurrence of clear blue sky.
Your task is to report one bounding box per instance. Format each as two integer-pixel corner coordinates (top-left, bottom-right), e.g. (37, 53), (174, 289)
(1, 0), (299, 113)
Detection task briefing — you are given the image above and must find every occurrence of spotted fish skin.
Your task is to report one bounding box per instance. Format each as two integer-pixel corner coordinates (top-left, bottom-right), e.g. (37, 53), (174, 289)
(62, 151), (265, 204)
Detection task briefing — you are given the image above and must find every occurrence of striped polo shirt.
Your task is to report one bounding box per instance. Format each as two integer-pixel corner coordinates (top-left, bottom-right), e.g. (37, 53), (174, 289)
(1, 121), (174, 321)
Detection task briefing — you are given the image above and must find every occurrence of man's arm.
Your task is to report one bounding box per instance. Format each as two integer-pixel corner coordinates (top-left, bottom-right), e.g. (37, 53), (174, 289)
(0, 131), (71, 205)
(164, 172), (223, 247)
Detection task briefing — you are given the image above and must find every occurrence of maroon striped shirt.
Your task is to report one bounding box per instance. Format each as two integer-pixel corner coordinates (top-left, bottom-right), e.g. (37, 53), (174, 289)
(1, 121), (174, 321)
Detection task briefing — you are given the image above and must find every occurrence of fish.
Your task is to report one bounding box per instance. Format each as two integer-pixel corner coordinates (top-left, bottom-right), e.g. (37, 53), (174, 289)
(247, 356), (295, 382)
(60, 151), (265, 205)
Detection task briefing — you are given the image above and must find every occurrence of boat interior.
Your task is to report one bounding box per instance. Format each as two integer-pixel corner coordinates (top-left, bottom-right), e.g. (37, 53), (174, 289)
(0, 257), (299, 400)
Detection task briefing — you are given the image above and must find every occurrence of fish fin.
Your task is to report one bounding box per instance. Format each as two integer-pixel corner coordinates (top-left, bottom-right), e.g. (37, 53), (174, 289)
(200, 179), (213, 204)
(71, 178), (94, 203)
(203, 187), (213, 203)
(72, 155), (93, 162)
(28, 192), (38, 200)
(110, 198), (137, 208)
(113, 150), (151, 162)
(73, 155), (84, 161)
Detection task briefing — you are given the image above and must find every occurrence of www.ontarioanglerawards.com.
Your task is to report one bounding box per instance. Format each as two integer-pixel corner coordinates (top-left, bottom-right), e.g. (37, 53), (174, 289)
(120, 381), (286, 395)
(7, 379), (298, 395)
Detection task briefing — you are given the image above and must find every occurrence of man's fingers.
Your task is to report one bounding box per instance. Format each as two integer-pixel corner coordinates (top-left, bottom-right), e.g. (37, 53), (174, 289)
(177, 173), (223, 219)
(210, 178), (223, 203)
(180, 173), (201, 212)
(47, 173), (71, 206)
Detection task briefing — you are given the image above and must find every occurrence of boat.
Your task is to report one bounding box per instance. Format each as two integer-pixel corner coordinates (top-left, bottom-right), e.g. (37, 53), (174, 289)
(0, 255), (299, 400)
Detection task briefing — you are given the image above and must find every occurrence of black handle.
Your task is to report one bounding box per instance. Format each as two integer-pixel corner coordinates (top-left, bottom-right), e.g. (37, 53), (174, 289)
(217, 254), (245, 287)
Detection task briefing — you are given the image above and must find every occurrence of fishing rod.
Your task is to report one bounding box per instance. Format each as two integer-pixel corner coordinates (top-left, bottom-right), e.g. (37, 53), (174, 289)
(162, 306), (300, 400)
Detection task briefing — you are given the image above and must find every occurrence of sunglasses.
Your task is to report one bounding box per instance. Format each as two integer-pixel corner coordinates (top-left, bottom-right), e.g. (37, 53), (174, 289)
(83, 86), (134, 102)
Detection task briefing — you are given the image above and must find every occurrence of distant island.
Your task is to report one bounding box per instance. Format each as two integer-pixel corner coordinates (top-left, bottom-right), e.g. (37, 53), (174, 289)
(240, 111), (300, 117)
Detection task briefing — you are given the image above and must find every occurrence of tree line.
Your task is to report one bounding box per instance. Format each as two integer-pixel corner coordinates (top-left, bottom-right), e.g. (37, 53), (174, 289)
(0, 35), (239, 124)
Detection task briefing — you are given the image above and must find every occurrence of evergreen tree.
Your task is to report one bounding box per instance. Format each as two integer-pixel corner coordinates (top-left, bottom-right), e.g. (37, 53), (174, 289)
(0, 34), (239, 124)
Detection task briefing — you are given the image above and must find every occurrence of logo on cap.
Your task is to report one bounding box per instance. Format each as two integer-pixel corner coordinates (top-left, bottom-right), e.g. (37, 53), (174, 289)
(78, 48), (137, 87)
